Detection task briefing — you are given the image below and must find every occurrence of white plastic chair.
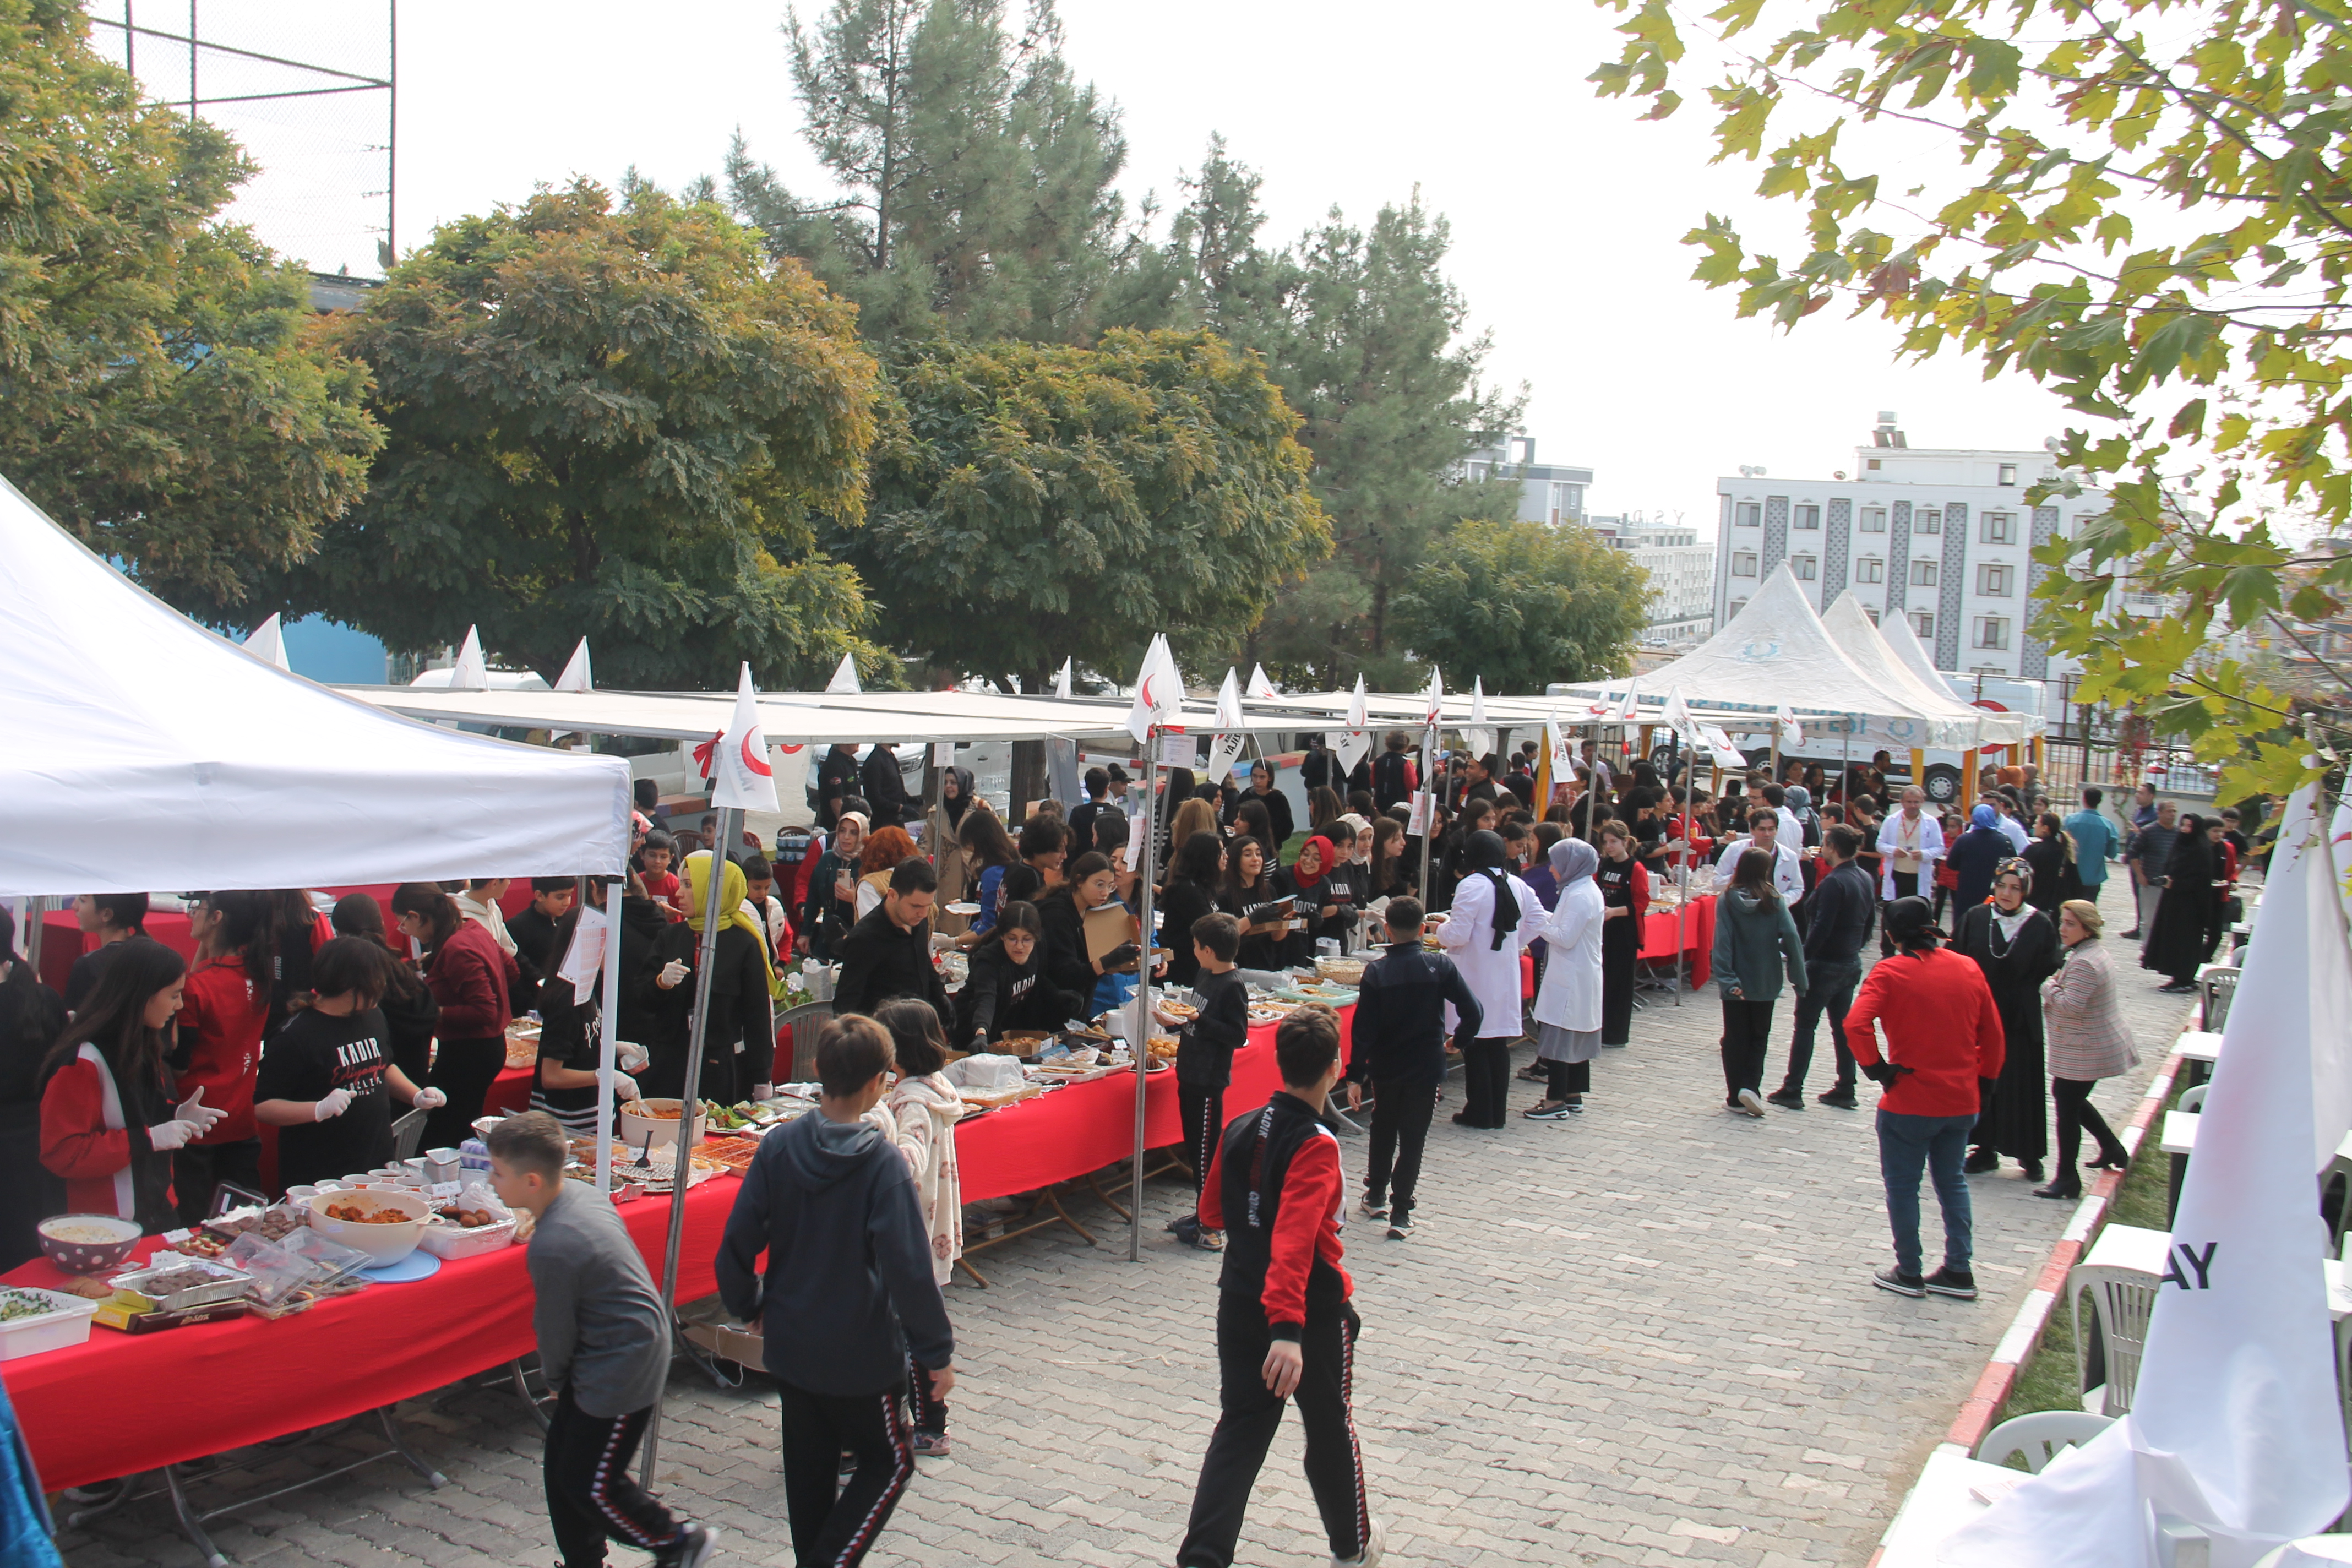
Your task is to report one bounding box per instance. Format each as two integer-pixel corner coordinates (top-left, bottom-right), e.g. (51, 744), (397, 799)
(2073, 1263), (2163, 1415)
(2178, 1083), (2208, 1113)
(1975, 1409), (2115, 1472)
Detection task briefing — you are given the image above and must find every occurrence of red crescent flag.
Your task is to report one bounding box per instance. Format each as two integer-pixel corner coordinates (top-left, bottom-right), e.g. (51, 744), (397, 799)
(712, 663), (781, 812)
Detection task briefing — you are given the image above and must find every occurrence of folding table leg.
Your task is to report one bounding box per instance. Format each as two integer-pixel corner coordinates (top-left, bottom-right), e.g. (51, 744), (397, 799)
(160, 1464), (229, 1568)
(509, 1358), (553, 1433)
(377, 1407), (448, 1488)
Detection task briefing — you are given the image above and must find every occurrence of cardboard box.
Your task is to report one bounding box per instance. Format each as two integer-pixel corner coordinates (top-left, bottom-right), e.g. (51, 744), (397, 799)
(678, 1294), (765, 1368)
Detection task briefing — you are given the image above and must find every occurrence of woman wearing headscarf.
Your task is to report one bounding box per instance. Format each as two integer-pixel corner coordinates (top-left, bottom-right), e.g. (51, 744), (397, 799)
(1274, 835), (1342, 966)
(1523, 838), (1604, 1119)
(2021, 813), (2081, 915)
(799, 809), (867, 961)
(1946, 803), (2013, 914)
(642, 853), (778, 1103)
(2141, 812), (2220, 993)
(929, 765), (978, 937)
(1432, 829), (1538, 1129)
(1953, 859), (2060, 1180)
(2034, 899), (2136, 1200)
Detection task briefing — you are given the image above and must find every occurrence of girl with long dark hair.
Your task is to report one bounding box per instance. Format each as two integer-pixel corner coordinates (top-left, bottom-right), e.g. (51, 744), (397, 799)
(1158, 831), (1226, 987)
(255, 939), (447, 1189)
(1216, 836), (1290, 974)
(1709, 848), (1807, 1117)
(0, 907), (69, 1268)
(172, 890), (276, 1221)
(393, 882), (519, 1147)
(956, 902), (1085, 1046)
(956, 807), (1021, 941)
(330, 892), (442, 1086)
(65, 891), (148, 1013)
(1037, 852), (1139, 1013)
(40, 938), (211, 1232)
(1595, 821), (1651, 1047)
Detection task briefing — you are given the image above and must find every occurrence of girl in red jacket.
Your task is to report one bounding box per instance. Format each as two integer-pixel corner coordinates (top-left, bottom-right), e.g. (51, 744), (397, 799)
(41, 938), (225, 1232)
(174, 890), (275, 1222)
(393, 883), (519, 1148)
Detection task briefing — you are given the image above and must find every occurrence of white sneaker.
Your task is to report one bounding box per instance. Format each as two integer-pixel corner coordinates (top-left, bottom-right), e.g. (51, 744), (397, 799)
(1736, 1088), (1767, 1118)
(1333, 1517), (1386, 1567)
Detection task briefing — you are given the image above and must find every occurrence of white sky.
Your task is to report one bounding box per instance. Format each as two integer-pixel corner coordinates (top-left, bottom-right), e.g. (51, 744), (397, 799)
(118, 0), (2092, 530)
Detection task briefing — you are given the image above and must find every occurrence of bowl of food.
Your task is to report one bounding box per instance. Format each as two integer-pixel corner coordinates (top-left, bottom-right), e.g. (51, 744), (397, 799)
(618, 1097), (705, 1150)
(306, 1186), (433, 1266)
(35, 1214), (143, 1278)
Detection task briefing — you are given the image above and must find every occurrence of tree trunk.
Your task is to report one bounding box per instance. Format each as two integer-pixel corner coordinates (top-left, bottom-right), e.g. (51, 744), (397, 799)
(1370, 576), (1389, 656)
(1010, 739), (1047, 822)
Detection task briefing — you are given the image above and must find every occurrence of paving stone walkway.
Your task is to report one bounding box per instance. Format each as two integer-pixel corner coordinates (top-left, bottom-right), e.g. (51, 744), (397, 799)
(55, 878), (2197, 1568)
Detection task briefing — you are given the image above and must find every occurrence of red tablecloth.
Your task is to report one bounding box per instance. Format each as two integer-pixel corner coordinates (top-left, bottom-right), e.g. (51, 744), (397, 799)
(954, 1004), (1354, 1202)
(1641, 895), (1716, 987)
(1, 1177), (741, 1492)
(486, 1062), (537, 1117)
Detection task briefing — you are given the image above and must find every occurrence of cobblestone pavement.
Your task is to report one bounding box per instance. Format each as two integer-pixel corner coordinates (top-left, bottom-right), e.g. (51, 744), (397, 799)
(57, 878), (2198, 1568)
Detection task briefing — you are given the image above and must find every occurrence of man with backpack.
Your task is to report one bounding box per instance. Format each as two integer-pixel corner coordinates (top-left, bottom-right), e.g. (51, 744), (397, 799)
(1370, 733), (1418, 813)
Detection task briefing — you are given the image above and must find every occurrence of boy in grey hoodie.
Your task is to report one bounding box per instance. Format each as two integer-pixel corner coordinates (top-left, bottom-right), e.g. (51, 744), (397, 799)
(717, 1015), (955, 1567)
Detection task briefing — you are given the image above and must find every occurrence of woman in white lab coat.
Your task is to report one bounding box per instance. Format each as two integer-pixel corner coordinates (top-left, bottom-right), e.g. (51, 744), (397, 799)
(1434, 829), (1536, 1129)
(1523, 837), (1604, 1120)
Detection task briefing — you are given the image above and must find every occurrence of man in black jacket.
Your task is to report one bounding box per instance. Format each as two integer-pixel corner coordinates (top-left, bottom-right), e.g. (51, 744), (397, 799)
(1772, 824), (1875, 1110)
(1343, 898), (1481, 1240)
(860, 742), (913, 827)
(832, 858), (952, 1033)
(716, 1016), (953, 1567)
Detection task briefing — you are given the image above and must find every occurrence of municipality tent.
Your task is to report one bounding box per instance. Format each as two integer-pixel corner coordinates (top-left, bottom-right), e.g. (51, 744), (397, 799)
(1820, 594), (2032, 748)
(0, 476), (633, 897)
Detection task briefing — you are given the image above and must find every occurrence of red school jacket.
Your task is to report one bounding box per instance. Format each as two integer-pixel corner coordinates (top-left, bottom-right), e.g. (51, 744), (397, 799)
(176, 954), (268, 1144)
(423, 919), (518, 1040)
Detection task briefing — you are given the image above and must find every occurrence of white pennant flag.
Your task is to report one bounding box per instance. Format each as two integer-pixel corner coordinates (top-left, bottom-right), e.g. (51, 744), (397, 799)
(1330, 675), (1373, 775)
(1422, 665), (1445, 729)
(1544, 718), (1572, 784)
(1776, 702), (1805, 750)
(1605, 681), (1639, 724)
(1663, 686), (1700, 748)
(825, 652), (861, 694)
(1942, 783), (2352, 1567)
(1246, 662), (1278, 700)
(449, 625), (489, 691)
(244, 613), (292, 672)
(1126, 634), (1183, 743)
(1464, 676), (1494, 759)
(707, 663), (781, 812)
(1208, 669), (1245, 783)
(554, 638), (593, 693)
(1053, 657), (1072, 700)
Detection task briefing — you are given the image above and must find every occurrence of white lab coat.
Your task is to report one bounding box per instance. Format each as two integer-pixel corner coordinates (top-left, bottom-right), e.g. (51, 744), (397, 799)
(1526, 876), (1604, 1035)
(1714, 836), (1806, 906)
(1435, 868), (1537, 1041)
(1997, 814), (2029, 853)
(1876, 810), (1947, 899)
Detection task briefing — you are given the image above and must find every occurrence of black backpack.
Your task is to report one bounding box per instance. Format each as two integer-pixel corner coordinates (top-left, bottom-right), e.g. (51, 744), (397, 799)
(1372, 750), (1411, 809)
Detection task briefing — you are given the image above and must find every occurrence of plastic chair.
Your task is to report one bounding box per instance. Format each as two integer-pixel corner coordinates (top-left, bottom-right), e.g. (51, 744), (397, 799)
(2179, 1083), (2208, 1114)
(2073, 1263), (2163, 1415)
(1975, 1409), (2115, 1472)
(390, 1105), (432, 1160)
(2323, 1134), (2352, 1255)
(2201, 965), (2240, 1031)
(776, 1000), (834, 1084)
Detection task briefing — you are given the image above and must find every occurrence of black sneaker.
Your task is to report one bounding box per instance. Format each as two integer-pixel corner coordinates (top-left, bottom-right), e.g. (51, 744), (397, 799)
(1963, 1148), (2000, 1174)
(1765, 1090), (1805, 1110)
(1358, 1195), (1389, 1221)
(657, 1522), (720, 1568)
(2121, 928), (2142, 940)
(1923, 1267), (1978, 1300)
(1872, 1266), (1925, 1298)
(1817, 1086), (1858, 1109)
(1386, 1216), (1413, 1240)
(1170, 1215), (1201, 1245)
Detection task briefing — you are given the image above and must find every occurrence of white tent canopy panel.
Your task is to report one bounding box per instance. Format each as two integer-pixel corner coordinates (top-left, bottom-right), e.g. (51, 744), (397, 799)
(0, 478), (634, 899)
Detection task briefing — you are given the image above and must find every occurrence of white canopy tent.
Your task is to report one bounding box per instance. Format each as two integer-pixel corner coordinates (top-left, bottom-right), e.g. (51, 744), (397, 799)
(1820, 594), (2033, 747)
(0, 478), (633, 899)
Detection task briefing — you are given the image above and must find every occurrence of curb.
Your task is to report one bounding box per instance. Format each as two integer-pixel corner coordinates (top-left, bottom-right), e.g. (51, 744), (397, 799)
(1866, 1002), (2197, 1565)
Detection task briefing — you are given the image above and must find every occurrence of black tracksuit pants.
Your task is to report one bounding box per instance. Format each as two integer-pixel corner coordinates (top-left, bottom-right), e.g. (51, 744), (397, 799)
(1600, 917), (1638, 1044)
(543, 1390), (680, 1568)
(1719, 997), (1777, 1101)
(1362, 1078), (1436, 1220)
(1779, 958), (1860, 1096)
(1180, 1085), (1226, 1201)
(777, 1378), (915, 1568)
(1178, 1297), (1369, 1568)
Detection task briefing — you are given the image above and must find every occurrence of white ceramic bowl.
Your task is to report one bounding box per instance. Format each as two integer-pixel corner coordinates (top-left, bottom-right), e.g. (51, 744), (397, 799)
(618, 1098), (704, 1150)
(305, 1186), (432, 1266)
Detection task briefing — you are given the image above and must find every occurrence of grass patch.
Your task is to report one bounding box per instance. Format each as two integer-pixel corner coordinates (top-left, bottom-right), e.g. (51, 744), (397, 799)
(1997, 1072), (2188, 1445)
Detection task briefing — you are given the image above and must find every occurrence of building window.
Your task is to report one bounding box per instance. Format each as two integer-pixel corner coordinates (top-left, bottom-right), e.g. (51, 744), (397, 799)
(1735, 502), (1761, 527)
(1860, 507), (1887, 533)
(1867, 458), (1882, 471)
(1998, 463), (2018, 486)
(1857, 557), (1885, 584)
(1793, 554), (1817, 580)
(1731, 552), (1758, 577)
(1981, 511), (2016, 545)
(1794, 504), (1820, 530)
(1975, 616), (2010, 650)
(1730, 599), (1749, 618)
(1916, 509), (1942, 535)
(1467, 461), (1491, 482)
(1978, 563), (2012, 596)
(1911, 611), (1934, 639)
(1549, 481), (1579, 525)
(1910, 559), (1939, 587)
(1865, 607), (1880, 625)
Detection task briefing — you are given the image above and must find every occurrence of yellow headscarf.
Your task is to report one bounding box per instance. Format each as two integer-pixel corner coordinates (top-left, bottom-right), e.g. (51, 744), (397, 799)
(684, 852), (783, 999)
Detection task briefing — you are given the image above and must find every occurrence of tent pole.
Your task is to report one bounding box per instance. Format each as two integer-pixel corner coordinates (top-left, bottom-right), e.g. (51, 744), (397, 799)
(1418, 721), (1438, 898)
(21, 896), (42, 982)
(641, 815), (737, 1484)
(1588, 725), (1602, 849)
(1129, 732), (1163, 1261)
(596, 875), (623, 1200)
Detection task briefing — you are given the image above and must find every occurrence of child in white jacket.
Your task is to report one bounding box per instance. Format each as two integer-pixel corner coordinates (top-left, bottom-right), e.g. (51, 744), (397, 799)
(870, 999), (966, 1456)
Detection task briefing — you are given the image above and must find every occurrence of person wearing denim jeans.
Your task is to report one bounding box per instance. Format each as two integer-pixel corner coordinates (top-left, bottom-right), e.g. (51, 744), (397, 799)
(1845, 897), (2007, 1299)
(1774, 827), (1875, 1109)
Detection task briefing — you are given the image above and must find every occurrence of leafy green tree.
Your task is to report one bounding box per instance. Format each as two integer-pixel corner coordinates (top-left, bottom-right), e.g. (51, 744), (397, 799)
(840, 328), (1330, 689)
(270, 181), (888, 688)
(726, 0), (1128, 344)
(1390, 520), (1651, 694)
(0, 0), (380, 617)
(1591, 0), (2352, 796)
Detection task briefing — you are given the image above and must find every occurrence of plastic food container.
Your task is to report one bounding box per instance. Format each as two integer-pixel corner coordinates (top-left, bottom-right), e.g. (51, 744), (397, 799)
(108, 1257), (254, 1311)
(417, 1217), (517, 1260)
(0, 1286), (101, 1360)
(305, 1187), (433, 1266)
(619, 1098), (705, 1150)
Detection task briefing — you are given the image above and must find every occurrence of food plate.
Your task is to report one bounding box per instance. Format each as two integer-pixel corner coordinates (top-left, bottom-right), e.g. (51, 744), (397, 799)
(945, 901), (982, 916)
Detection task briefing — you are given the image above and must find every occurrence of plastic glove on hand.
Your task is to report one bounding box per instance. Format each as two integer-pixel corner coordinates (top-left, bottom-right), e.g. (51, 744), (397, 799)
(146, 1119), (200, 1152)
(617, 1041), (650, 1072)
(657, 959), (690, 989)
(175, 1087), (226, 1134)
(410, 1086), (447, 1110)
(611, 1072), (643, 1102)
(1100, 942), (1140, 972)
(313, 1087), (354, 1121)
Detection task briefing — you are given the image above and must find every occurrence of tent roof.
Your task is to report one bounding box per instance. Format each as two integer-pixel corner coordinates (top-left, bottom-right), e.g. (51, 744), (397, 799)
(1820, 595), (2031, 745)
(0, 479), (633, 897)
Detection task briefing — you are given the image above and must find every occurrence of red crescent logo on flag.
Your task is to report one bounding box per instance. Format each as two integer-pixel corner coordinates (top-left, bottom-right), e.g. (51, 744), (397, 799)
(1140, 672), (1158, 710)
(741, 732), (774, 777)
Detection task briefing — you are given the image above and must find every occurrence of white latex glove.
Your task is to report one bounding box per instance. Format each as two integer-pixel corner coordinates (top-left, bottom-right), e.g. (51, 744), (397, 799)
(617, 1041), (650, 1072)
(313, 1087), (354, 1121)
(146, 1118), (200, 1152)
(611, 1072), (643, 1102)
(175, 1087), (225, 1134)
(410, 1086), (447, 1110)
(752, 1083), (774, 1102)
(657, 959), (690, 990)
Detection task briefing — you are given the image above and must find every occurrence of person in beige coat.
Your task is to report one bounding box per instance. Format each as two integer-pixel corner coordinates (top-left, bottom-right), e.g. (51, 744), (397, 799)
(870, 1000), (967, 1455)
(2035, 899), (2137, 1200)
(929, 766), (979, 938)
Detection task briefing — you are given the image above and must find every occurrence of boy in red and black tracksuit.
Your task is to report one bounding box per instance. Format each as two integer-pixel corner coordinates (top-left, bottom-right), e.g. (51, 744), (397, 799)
(1179, 1006), (1384, 1568)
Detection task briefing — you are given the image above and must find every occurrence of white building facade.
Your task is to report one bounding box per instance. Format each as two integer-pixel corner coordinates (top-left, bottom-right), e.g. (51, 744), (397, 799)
(1712, 416), (2106, 679)
(1462, 437), (1593, 525)
(1590, 514), (1715, 645)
